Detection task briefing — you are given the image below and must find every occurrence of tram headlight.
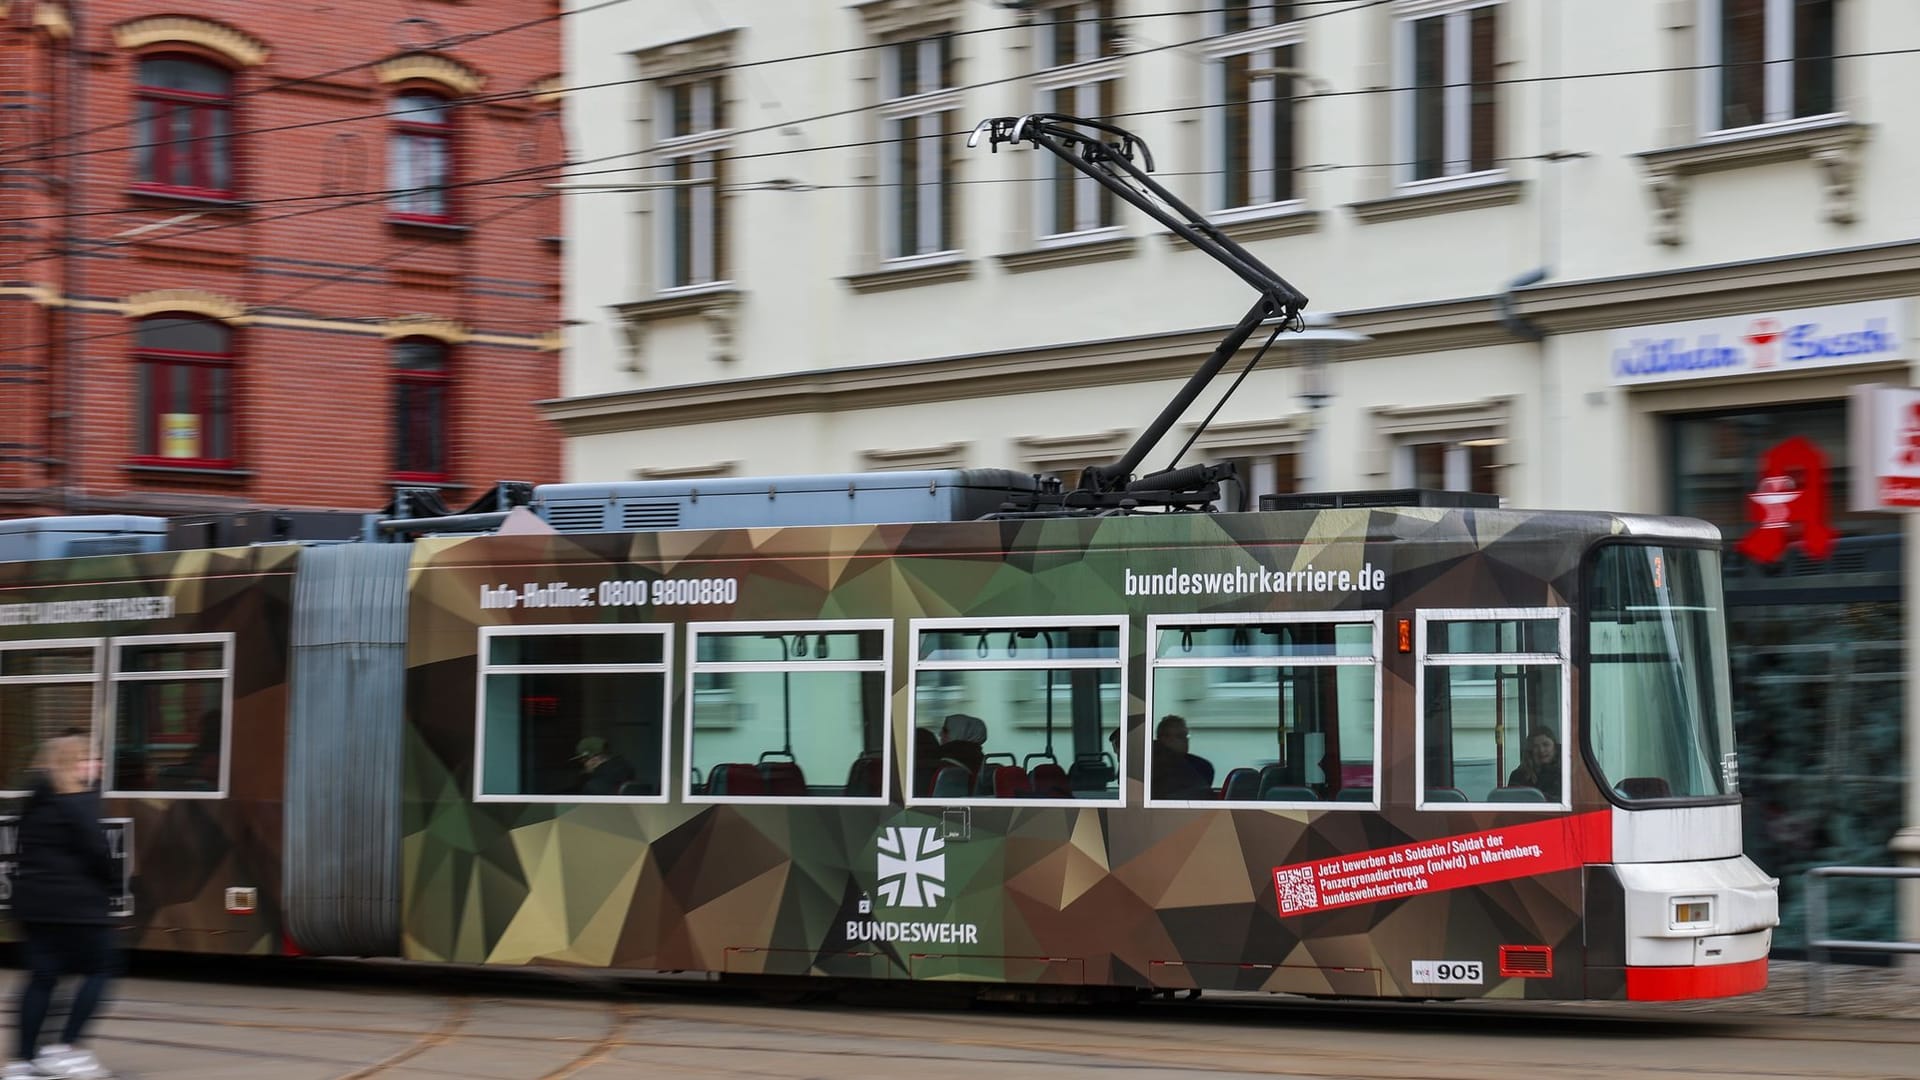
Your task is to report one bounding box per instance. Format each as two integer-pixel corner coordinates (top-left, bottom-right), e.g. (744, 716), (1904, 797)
(1670, 896), (1713, 930)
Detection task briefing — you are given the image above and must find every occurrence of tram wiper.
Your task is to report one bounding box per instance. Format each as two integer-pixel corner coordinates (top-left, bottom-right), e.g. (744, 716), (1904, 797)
(969, 115), (1310, 510)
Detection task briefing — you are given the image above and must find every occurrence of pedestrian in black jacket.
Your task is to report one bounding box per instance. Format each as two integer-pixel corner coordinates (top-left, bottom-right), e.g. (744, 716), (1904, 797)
(6, 735), (115, 1080)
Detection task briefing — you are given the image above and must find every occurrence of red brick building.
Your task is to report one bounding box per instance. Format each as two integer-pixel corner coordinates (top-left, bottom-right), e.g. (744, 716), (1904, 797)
(0, 0), (562, 518)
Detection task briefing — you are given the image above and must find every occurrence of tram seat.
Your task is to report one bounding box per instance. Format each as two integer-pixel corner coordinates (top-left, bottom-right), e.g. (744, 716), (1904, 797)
(1615, 776), (1672, 799)
(760, 760), (808, 795)
(1260, 785), (1318, 802)
(1488, 785), (1547, 802)
(709, 763), (765, 796)
(1220, 768), (1260, 801)
(975, 763), (1003, 797)
(843, 755), (884, 796)
(1426, 787), (1469, 803)
(1030, 763), (1072, 799)
(913, 760), (938, 798)
(992, 765), (1032, 799)
(931, 765), (973, 799)
(1334, 786), (1373, 802)
(1255, 764), (1290, 795)
(1067, 758), (1115, 792)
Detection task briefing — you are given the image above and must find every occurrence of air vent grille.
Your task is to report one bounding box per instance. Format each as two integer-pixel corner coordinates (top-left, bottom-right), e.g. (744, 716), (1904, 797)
(543, 503), (607, 532)
(620, 502), (681, 531)
(1498, 945), (1553, 977)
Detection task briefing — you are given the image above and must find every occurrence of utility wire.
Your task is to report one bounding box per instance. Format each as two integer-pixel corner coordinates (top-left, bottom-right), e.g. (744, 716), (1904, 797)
(0, 0), (638, 165)
(0, 0), (1393, 172)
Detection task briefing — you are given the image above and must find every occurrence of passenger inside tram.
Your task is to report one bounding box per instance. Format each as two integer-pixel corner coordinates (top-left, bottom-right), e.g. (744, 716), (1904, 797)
(1149, 714), (1215, 799)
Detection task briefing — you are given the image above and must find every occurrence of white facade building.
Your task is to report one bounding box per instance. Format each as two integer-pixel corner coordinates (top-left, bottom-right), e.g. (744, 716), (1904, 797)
(554, 1), (1920, 948)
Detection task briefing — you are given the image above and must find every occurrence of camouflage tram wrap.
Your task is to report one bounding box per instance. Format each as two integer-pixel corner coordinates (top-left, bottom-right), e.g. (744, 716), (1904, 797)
(395, 505), (1776, 1001)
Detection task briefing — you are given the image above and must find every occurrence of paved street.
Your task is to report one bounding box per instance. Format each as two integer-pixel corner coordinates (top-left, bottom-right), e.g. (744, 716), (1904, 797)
(4, 959), (1910, 1079)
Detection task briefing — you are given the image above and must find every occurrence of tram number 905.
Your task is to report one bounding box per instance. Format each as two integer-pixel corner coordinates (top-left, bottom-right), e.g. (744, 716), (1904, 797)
(1411, 960), (1483, 985)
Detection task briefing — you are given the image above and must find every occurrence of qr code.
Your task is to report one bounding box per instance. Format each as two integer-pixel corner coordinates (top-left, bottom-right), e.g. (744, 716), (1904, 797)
(1275, 866), (1319, 913)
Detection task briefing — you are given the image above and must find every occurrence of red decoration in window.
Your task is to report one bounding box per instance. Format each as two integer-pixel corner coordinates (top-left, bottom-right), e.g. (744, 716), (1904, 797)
(1735, 435), (1835, 564)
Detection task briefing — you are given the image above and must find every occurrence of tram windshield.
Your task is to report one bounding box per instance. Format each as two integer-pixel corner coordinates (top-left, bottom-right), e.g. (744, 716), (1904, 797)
(1586, 544), (1736, 801)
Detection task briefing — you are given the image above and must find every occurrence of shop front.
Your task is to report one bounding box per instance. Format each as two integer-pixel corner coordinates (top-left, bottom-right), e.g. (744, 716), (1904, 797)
(1614, 300), (1912, 951)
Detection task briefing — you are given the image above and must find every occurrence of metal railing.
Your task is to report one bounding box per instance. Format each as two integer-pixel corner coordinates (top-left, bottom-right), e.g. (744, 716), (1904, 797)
(1805, 865), (1920, 1015)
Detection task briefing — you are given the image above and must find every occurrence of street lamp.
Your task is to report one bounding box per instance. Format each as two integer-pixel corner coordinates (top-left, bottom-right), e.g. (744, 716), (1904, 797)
(1287, 311), (1370, 493)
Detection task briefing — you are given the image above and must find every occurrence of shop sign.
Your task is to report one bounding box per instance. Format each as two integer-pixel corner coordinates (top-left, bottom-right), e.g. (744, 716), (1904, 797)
(1736, 436), (1835, 564)
(1849, 385), (1920, 511)
(1610, 300), (1907, 386)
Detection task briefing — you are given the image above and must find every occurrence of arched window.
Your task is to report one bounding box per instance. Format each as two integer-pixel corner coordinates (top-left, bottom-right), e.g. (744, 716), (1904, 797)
(135, 316), (235, 465)
(135, 56), (234, 196)
(390, 91), (454, 223)
(392, 338), (450, 479)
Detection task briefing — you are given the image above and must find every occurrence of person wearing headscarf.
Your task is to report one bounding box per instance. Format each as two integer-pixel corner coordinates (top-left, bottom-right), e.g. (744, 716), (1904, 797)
(936, 713), (989, 784)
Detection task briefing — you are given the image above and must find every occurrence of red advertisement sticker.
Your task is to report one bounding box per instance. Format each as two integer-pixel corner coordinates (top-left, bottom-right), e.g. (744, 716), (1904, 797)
(1271, 811), (1612, 915)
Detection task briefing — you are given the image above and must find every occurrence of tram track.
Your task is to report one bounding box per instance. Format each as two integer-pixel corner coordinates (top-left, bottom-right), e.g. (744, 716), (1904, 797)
(65, 953), (1917, 1080)
(82, 963), (1920, 1080)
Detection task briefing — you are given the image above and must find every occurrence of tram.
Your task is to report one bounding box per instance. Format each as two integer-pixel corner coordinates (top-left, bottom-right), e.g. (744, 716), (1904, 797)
(0, 116), (1776, 1001)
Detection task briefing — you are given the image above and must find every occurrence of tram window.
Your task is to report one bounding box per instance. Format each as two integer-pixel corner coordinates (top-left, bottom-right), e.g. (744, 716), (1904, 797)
(1148, 616), (1381, 806)
(477, 627), (671, 801)
(687, 624), (889, 802)
(1417, 610), (1568, 808)
(1586, 544), (1735, 801)
(0, 643), (101, 793)
(909, 622), (1125, 804)
(107, 634), (231, 797)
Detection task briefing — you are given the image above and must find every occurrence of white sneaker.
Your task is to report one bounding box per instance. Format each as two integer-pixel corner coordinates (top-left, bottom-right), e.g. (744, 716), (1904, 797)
(30, 1043), (70, 1078)
(34, 1047), (104, 1080)
(2, 1061), (41, 1080)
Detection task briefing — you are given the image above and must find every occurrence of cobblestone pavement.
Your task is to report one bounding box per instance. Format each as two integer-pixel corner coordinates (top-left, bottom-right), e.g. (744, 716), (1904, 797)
(1656, 959), (1919, 1020)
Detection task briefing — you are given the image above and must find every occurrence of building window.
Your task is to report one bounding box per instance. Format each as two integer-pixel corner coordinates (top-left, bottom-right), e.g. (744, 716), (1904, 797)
(476, 627), (672, 801)
(876, 34), (960, 261)
(654, 75), (728, 289)
(134, 315), (234, 466)
(1221, 450), (1300, 511)
(390, 91), (454, 222)
(1705, 0), (1835, 133)
(1036, 2), (1122, 236)
(1398, 2), (1499, 182)
(392, 338), (450, 480)
(1208, 2), (1300, 210)
(134, 56), (233, 197)
(1399, 437), (1502, 496)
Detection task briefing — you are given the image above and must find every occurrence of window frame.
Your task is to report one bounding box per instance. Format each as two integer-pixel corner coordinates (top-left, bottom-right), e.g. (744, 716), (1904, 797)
(131, 315), (237, 469)
(1392, 0), (1502, 188)
(876, 33), (962, 264)
(1146, 611), (1384, 811)
(390, 336), (452, 483)
(1032, 1), (1124, 242)
(1413, 607), (1571, 812)
(905, 615), (1128, 809)
(651, 74), (731, 292)
(1204, 5), (1304, 216)
(132, 54), (235, 199)
(472, 623), (675, 805)
(1696, 0), (1840, 138)
(103, 632), (233, 801)
(388, 89), (457, 225)
(683, 619), (892, 807)
(0, 638), (106, 798)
